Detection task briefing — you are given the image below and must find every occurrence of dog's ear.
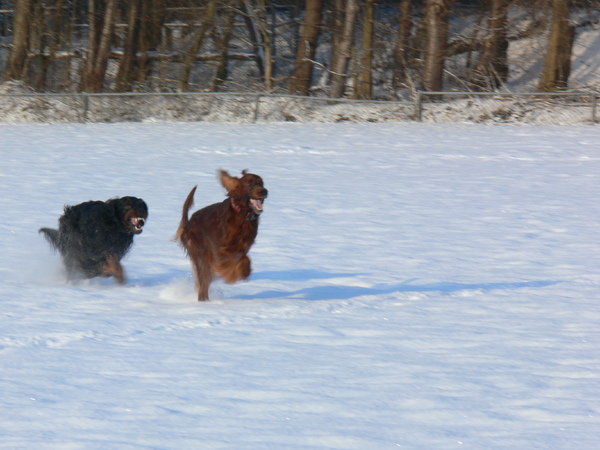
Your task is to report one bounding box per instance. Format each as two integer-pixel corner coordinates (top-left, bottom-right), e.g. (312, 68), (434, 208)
(219, 170), (239, 195)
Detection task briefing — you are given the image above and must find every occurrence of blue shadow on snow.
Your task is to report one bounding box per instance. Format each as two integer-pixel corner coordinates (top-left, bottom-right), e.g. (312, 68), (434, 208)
(249, 268), (366, 282)
(241, 270), (561, 301)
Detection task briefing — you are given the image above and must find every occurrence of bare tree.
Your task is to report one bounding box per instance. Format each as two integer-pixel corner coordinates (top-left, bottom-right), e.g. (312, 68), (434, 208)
(115, 0), (142, 92)
(329, 0), (343, 81)
(212, 1), (240, 91)
(392, 0), (414, 91)
(289, 0), (323, 95)
(471, 0), (509, 90)
(115, 0), (166, 92)
(81, 0), (118, 92)
(357, 0), (375, 99)
(34, 0), (67, 91)
(538, 0), (574, 92)
(178, 0), (217, 92)
(422, 0), (455, 92)
(3, 0), (35, 81)
(329, 0), (359, 98)
(246, 0), (274, 91)
(253, 0), (274, 91)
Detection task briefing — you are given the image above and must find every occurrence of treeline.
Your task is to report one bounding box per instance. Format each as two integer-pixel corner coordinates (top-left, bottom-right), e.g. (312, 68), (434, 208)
(0, 0), (596, 97)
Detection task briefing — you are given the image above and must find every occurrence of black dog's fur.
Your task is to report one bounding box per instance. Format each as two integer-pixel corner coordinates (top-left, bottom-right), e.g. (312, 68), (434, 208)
(40, 197), (148, 284)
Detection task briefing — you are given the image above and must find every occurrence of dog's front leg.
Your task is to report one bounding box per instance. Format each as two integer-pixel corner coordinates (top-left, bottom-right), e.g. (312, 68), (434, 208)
(100, 254), (125, 284)
(217, 254), (251, 284)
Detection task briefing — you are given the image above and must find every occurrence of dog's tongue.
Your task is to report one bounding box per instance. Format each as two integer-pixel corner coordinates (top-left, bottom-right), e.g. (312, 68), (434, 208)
(131, 217), (145, 228)
(250, 199), (264, 212)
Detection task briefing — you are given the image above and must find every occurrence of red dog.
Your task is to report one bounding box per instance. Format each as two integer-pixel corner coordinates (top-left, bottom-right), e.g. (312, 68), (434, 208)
(176, 170), (268, 301)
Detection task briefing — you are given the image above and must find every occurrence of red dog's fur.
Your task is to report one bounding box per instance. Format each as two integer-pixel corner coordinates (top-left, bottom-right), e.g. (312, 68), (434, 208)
(176, 170), (268, 301)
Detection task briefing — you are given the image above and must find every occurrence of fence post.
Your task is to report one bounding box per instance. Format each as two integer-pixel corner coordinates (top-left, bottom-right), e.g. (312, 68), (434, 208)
(592, 92), (598, 124)
(253, 94), (262, 123)
(81, 93), (89, 123)
(416, 91), (423, 122)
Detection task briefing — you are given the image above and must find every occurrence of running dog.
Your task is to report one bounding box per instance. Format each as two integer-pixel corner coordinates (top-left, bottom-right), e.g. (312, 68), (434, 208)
(176, 170), (268, 301)
(40, 196), (148, 284)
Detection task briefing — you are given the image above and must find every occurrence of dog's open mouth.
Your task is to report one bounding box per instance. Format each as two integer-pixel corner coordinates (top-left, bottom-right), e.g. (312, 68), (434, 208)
(130, 217), (145, 233)
(249, 198), (265, 214)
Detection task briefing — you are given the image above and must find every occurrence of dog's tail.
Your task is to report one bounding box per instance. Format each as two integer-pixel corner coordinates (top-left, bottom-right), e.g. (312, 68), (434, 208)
(39, 227), (60, 250)
(174, 186), (197, 241)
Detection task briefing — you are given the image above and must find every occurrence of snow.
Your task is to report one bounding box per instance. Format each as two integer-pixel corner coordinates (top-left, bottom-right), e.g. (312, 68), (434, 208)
(1, 122), (600, 448)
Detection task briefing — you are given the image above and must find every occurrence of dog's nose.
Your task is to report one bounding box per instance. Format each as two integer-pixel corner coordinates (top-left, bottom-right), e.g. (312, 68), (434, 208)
(259, 188), (268, 197)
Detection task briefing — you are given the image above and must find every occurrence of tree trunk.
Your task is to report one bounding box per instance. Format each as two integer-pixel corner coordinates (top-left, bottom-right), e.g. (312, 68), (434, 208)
(392, 0), (414, 91)
(136, 0), (167, 86)
(82, 0), (97, 88)
(289, 0), (323, 95)
(252, 0), (274, 91)
(81, 0), (118, 92)
(357, 0), (375, 99)
(30, 1), (46, 88)
(115, 0), (166, 91)
(538, 0), (574, 92)
(178, 0), (217, 92)
(212, 2), (239, 92)
(329, 0), (344, 82)
(329, 0), (359, 98)
(471, 0), (509, 90)
(422, 0), (455, 93)
(115, 0), (142, 91)
(91, 0), (117, 91)
(241, 0), (266, 78)
(4, 0), (34, 81)
(244, 0), (273, 91)
(38, 0), (66, 90)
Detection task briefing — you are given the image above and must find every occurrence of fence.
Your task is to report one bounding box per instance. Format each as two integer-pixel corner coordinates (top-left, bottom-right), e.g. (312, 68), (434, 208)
(0, 90), (597, 124)
(416, 91), (599, 124)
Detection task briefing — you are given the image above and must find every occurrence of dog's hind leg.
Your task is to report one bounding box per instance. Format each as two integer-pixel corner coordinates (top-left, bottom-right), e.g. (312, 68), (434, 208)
(191, 256), (212, 301)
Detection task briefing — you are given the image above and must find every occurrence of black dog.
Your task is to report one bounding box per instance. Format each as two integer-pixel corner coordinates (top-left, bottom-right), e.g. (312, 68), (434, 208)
(40, 197), (148, 284)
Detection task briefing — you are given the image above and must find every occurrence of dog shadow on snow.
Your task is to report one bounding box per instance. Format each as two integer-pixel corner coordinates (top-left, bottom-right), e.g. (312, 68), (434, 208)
(240, 269), (561, 301)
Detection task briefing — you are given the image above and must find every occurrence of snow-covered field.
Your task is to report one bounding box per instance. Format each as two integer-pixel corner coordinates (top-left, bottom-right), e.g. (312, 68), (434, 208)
(1, 122), (599, 448)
